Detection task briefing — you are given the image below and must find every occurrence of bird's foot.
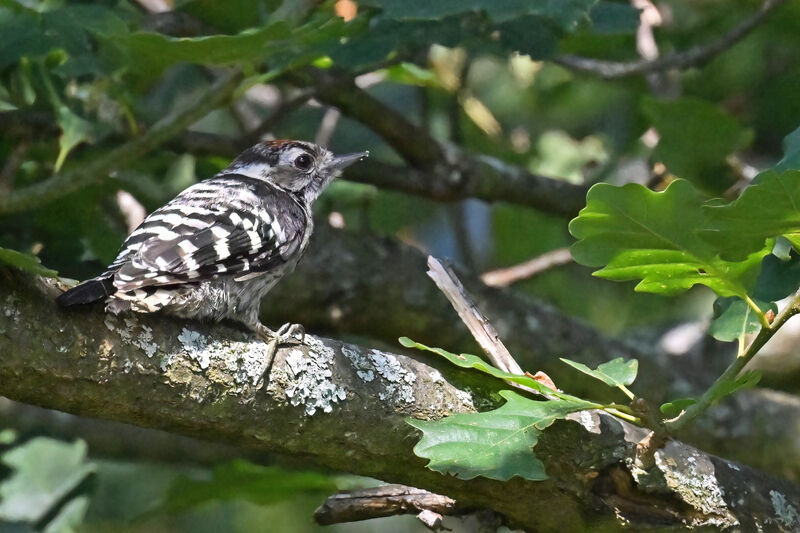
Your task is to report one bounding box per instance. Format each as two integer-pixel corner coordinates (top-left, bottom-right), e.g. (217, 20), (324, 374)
(252, 322), (305, 386)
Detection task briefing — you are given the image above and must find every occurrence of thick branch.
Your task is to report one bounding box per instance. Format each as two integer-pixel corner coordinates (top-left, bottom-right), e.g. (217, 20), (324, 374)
(554, 0), (787, 79)
(264, 225), (800, 480)
(1, 269), (798, 531)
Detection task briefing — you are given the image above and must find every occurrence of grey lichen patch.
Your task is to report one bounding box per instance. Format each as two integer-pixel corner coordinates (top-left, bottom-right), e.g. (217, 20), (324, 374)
(569, 410), (601, 434)
(173, 327), (270, 391)
(653, 442), (737, 527)
(103, 315), (158, 359)
(2, 295), (20, 323)
(368, 349), (416, 404)
(770, 490), (800, 528)
(278, 336), (346, 416)
(341, 345), (375, 382)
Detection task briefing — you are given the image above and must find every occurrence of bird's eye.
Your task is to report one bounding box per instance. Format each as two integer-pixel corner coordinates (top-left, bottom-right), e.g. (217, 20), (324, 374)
(293, 154), (313, 171)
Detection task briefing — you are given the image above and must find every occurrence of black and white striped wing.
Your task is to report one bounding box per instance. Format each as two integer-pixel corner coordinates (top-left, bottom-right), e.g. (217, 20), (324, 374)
(109, 184), (306, 292)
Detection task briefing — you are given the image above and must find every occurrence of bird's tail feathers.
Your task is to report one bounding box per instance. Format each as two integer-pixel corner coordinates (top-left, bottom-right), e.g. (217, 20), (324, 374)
(57, 276), (115, 307)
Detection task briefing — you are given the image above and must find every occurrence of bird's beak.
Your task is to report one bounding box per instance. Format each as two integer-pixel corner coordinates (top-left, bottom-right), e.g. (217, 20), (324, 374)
(328, 151), (369, 172)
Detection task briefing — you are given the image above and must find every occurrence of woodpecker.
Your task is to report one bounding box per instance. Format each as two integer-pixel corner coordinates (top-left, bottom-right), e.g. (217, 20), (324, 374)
(58, 139), (368, 359)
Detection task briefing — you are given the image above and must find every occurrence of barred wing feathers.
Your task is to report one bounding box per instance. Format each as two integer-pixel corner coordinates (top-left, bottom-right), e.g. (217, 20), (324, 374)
(111, 176), (306, 292)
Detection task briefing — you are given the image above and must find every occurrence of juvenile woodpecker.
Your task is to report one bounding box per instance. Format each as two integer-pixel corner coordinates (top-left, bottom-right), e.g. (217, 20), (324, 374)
(58, 140), (367, 355)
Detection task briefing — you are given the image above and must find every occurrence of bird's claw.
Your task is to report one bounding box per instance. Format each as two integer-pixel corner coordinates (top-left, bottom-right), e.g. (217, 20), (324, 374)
(253, 322), (306, 387)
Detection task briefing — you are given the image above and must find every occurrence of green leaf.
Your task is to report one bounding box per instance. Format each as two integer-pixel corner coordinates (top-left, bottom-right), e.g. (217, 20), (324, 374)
(113, 16), (348, 82)
(711, 370), (762, 405)
(559, 357), (638, 387)
(753, 252), (800, 301)
(641, 97), (753, 192)
(709, 297), (776, 342)
(0, 247), (58, 277)
(408, 390), (589, 481)
(360, 0), (595, 27)
(54, 105), (96, 171)
(703, 170), (800, 260)
(776, 124), (800, 172)
(399, 337), (570, 397)
(569, 180), (770, 299)
(660, 398), (696, 418)
(158, 460), (337, 512)
(589, 1), (640, 34)
(0, 438), (94, 523)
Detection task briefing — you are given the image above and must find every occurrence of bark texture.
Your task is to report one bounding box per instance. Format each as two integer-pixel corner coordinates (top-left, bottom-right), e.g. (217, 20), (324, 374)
(1, 268), (799, 532)
(263, 225), (800, 481)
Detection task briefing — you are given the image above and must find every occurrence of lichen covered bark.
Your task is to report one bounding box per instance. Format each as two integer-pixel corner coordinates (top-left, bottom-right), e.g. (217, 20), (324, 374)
(1, 268), (798, 531)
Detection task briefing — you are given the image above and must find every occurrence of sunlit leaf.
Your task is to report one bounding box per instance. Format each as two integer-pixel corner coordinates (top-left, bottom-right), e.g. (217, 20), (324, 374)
(399, 337), (578, 398)
(660, 398), (696, 418)
(569, 180), (770, 298)
(712, 370), (761, 404)
(559, 357), (637, 387)
(0, 246), (58, 277)
(703, 170), (800, 260)
(408, 390), (589, 481)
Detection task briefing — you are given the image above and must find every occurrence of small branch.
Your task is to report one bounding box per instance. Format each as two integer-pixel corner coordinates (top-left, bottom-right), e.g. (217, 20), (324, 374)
(426, 256), (522, 375)
(0, 69), (244, 215)
(481, 247), (573, 288)
(554, 0), (787, 79)
(314, 485), (460, 526)
(666, 289), (800, 433)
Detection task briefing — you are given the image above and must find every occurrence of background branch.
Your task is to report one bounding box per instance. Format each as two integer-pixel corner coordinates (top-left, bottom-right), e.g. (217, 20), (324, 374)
(554, 0), (787, 79)
(292, 69), (589, 218)
(1, 268), (798, 531)
(313, 485), (460, 526)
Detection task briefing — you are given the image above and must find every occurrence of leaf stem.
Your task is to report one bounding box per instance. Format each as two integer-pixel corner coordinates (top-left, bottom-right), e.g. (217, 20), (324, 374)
(744, 294), (770, 329)
(617, 384), (636, 400)
(666, 289), (800, 432)
(602, 407), (642, 424)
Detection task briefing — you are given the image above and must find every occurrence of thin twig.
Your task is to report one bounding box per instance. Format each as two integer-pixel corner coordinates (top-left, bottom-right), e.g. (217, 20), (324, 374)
(481, 247), (573, 288)
(555, 0), (786, 79)
(314, 107), (341, 146)
(665, 288), (800, 432)
(313, 485), (459, 526)
(426, 256), (522, 375)
(0, 69), (244, 215)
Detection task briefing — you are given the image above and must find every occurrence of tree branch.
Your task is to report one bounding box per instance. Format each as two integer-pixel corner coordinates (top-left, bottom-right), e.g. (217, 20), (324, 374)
(262, 225), (800, 480)
(0, 69), (243, 215)
(1, 268), (799, 531)
(291, 69), (589, 218)
(313, 485), (460, 526)
(554, 0), (787, 79)
(481, 247), (573, 288)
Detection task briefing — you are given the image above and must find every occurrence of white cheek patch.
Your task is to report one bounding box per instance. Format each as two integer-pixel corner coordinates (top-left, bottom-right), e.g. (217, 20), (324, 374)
(229, 163), (273, 180)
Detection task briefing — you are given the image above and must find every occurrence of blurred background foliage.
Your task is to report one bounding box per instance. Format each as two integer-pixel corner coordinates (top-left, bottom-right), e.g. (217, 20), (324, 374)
(0, 0), (798, 530)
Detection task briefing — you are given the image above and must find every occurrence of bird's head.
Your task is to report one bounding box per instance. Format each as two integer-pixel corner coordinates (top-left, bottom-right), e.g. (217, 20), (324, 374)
(227, 139), (368, 204)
